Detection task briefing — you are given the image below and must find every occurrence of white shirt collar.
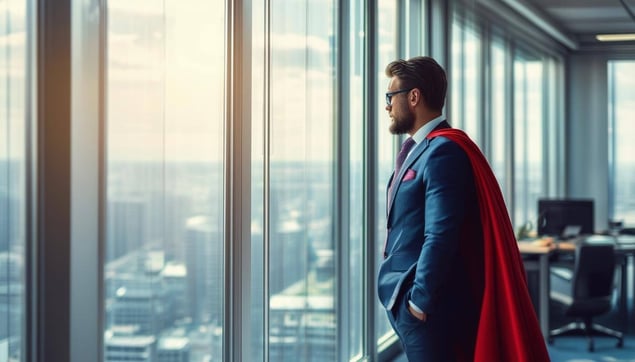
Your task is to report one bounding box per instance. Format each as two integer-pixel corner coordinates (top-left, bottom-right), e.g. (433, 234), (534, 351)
(411, 115), (445, 145)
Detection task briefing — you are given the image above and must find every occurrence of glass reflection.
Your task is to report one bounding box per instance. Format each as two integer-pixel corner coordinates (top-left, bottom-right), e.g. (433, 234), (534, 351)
(0, 1), (28, 360)
(376, 0), (397, 343)
(105, 1), (225, 360)
(491, 41), (507, 200)
(267, 0), (337, 359)
(451, 15), (482, 145)
(609, 61), (635, 224)
(513, 56), (543, 228)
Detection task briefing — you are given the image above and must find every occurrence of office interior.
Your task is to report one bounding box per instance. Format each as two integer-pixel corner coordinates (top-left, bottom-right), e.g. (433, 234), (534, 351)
(2, 0), (635, 361)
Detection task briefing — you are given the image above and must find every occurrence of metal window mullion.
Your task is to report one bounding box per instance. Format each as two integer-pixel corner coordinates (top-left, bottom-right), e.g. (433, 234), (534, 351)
(24, 0), (36, 360)
(363, 0), (377, 360)
(69, 0), (105, 361)
(459, 24), (465, 129)
(481, 25), (491, 157)
(263, 0), (271, 359)
(544, 58), (553, 196)
(336, 0), (351, 360)
(608, 62), (616, 217)
(525, 60), (532, 222)
(224, 0), (253, 360)
(506, 41), (515, 223)
(556, 59), (565, 197)
(522, 61), (529, 223)
(36, 0), (72, 361)
(223, 0), (233, 356)
(541, 56), (550, 196)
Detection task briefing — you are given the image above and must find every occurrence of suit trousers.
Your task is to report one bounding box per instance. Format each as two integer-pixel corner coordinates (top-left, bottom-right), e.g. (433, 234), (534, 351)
(386, 288), (456, 362)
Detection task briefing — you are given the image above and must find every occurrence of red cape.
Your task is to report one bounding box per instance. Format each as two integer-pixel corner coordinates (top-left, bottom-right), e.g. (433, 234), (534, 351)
(427, 129), (550, 362)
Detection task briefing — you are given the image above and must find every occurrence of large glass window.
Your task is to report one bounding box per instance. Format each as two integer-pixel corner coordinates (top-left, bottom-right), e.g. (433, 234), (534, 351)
(513, 53), (544, 228)
(0, 0), (576, 360)
(266, 0), (337, 360)
(0, 1), (27, 361)
(609, 61), (635, 225)
(375, 0), (398, 344)
(347, 0), (365, 358)
(251, 1), (265, 361)
(451, 15), (482, 145)
(105, 1), (225, 361)
(490, 39), (509, 202)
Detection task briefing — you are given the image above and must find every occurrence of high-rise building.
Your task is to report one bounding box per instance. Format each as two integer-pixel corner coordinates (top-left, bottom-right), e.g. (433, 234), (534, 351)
(157, 336), (190, 362)
(161, 262), (188, 324)
(0, 192), (19, 253)
(105, 326), (156, 362)
(268, 185), (313, 295)
(0, 252), (22, 355)
(106, 251), (170, 336)
(107, 198), (148, 261)
(149, 192), (191, 261)
(269, 250), (335, 361)
(184, 216), (222, 325)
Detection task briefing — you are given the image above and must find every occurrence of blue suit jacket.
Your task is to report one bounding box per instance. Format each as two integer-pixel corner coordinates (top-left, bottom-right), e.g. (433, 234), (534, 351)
(378, 122), (483, 318)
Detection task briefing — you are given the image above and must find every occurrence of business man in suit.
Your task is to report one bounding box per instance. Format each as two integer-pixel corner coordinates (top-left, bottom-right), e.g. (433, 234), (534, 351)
(378, 56), (482, 361)
(377, 57), (549, 361)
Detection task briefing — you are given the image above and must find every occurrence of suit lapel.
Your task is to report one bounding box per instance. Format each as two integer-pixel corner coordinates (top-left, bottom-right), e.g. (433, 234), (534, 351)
(386, 120), (452, 221)
(386, 138), (430, 219)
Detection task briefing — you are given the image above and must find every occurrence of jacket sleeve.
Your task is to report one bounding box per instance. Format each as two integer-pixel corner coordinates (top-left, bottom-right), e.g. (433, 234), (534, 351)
(409, 139), (474, 314)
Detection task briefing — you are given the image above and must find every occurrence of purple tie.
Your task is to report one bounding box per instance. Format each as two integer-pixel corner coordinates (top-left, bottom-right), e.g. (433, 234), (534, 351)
(394, 137), (416, 181)
(384, 137), (416, 258)
(388, 137), (416, 204)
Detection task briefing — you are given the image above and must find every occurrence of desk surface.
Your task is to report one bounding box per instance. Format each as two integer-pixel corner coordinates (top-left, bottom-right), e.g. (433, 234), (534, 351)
(517, 237), (635, 254)
(517, 238), (558, 254)
(517, 242), (554, 254)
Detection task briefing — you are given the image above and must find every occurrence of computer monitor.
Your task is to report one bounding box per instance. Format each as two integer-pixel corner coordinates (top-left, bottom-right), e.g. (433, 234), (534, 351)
(537, 198), (594, 238)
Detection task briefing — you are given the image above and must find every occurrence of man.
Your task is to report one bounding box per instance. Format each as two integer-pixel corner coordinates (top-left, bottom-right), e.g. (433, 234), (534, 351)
(377, 56), (549, 361)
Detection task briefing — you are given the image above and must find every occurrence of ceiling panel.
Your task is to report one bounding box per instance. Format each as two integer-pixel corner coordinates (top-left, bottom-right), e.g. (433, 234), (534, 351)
(523, 0), (635, 38)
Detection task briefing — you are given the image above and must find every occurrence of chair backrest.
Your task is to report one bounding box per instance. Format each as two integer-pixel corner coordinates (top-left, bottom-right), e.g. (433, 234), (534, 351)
(572, 237), (615, 300)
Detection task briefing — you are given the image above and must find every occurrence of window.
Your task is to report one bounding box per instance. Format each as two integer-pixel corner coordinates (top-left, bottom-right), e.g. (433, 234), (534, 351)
(105, 1), (225, 360)
(375, 0), (398, 344)
(347, 0), (365, 358)
(20, 0), (569, 360)
(609, 61), (635, 225)
(262, 0), (338, 360)
(513, 52), (544, 227)
(251, 1), (265, 360)
(451, 14), (482, 145)
(490, 39), (508, 200)
(0, 1), (28, 360)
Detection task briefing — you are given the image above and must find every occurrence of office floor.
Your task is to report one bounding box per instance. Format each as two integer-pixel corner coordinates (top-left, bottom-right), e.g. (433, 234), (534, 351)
(547, 335), (635, 361)
(391, 334), (635, 361)
(392, 263), (635, 361)
(389, 300), (635, 362)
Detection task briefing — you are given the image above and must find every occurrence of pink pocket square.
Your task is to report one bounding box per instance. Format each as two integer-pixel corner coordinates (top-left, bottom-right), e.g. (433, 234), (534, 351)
(402, 169), (416, 181)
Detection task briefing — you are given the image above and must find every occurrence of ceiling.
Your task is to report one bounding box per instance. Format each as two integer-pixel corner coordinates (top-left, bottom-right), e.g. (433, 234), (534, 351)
(522, 0), (635, 44)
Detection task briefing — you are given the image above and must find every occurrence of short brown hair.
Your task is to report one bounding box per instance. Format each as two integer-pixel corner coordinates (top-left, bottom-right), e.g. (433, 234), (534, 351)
(385, 56), (447, 112)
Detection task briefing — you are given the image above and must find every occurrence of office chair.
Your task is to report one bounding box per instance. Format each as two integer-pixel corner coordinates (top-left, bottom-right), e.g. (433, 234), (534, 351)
(548, 236), (624, 352)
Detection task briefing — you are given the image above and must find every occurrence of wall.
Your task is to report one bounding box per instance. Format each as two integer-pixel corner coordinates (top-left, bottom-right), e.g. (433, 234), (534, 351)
(567, 54), (609, 232)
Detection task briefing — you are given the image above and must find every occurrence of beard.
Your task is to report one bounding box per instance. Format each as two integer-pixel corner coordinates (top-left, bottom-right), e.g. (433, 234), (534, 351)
(389, 109), (416, 135)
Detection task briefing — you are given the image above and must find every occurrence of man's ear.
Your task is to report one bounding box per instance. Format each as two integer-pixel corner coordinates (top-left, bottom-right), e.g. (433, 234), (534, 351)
(410, 88), (423, 107)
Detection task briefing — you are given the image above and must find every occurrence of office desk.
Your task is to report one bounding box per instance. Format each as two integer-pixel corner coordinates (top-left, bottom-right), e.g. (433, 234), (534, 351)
(615, 238), (635, 333)
(519, 238), (635, 339)
(517, 241), (554, 338)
